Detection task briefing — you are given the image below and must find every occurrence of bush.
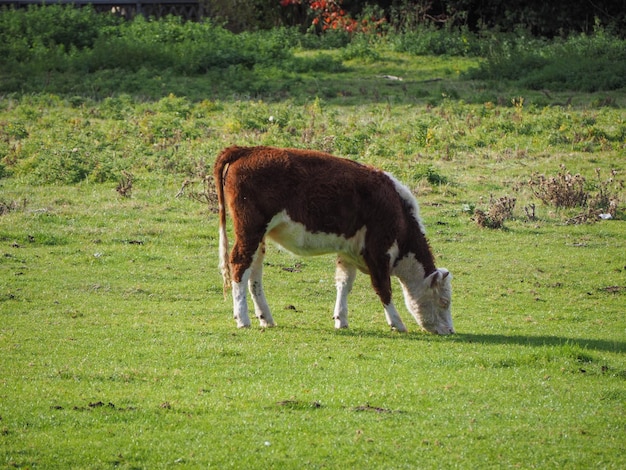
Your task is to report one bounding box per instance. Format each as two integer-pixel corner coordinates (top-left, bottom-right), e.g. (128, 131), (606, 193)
(472, 195), (517, 229)
(392, 25), (483, 56)
(0, 7), (294, 76)
(82, 17), (292, 74)
(529, 166), (588, 208)
(0, 5), (118, 62)
(299, 29), (353, 50)
(467, 28), (626, 91)
(528, 166), (623, 222)
(412, 164), (448, 185)
(339, 34), (383, 61)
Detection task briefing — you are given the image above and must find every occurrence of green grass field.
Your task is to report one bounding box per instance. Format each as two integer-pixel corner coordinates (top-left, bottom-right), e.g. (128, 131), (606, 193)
(1, 11), (626, 468)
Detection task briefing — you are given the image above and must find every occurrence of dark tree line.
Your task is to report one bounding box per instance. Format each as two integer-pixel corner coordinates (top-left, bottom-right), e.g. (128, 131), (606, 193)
(3, 1), (623, 35)
(204, 0), (625, 36)
(391, 0), (626, 36)
(344, 0), (625, 36)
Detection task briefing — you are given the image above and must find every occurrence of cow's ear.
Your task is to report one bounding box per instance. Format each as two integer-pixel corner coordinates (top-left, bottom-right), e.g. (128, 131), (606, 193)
(428, 270), (441, 288)
(428, 269), (451, 288)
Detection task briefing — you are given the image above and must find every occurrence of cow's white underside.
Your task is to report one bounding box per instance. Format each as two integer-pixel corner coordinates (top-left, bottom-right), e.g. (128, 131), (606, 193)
(266, 210), (370, 272)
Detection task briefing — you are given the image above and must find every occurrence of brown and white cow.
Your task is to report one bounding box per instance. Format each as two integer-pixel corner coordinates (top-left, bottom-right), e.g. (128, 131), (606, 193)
(214, 146), (454, 334)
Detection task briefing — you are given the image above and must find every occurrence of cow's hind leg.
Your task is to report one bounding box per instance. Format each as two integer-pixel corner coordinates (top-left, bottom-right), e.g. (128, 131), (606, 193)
(248, 240), (275, 327)
(232, 267), (251, 328)
(334, 256), (356, 329)
(230, 226), (266, 329)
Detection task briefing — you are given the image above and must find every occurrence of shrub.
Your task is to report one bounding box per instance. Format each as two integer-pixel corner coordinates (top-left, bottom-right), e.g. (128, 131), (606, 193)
(472, 195), (517, 229)
(299, 29), (352, 49)
(587, 169), (623, 218)
(25, 147), (95, 184)
(529, 166), (624, 222)
(412, 164), (448, 185)
(340, 34), (382, 61)
(0, 5), (118, 59)
(0, 7), (294, 76)
(467, 28), (626, 91)
(0, 198), (21, 215)
(116, 171), (134, 198)
(529, 166), (588, 208)
(392, 25), (482, 56)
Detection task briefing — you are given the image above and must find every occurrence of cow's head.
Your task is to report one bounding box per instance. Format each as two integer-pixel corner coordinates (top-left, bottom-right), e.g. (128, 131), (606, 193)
(397, 264), (454, 335)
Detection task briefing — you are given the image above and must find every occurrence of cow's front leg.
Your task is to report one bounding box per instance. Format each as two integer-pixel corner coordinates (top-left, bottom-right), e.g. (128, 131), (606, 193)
(383, 301), (407, 332)
(333, 256), (356, 329)
(248, 241), (275, 327)
(364, 250), (407, 332)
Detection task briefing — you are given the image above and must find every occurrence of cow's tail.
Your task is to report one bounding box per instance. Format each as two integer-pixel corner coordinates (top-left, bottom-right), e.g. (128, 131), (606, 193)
(213, 146), (251, 297)
(214, 150), (232, 298)
(214, 146), (250, 298)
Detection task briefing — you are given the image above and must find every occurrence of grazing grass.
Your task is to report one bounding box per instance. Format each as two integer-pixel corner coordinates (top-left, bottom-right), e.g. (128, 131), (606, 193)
(1, 9), (626, 468)
(1, 175), (625, 468)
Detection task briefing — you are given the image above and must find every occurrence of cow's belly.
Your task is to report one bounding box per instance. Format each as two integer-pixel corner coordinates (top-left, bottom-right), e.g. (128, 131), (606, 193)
(266, 211), (367, 269)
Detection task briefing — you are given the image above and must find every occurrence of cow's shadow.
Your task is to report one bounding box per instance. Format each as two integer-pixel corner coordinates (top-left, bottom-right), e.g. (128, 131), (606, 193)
(449, 332), (626, 354)
(332, 328), (626, 354)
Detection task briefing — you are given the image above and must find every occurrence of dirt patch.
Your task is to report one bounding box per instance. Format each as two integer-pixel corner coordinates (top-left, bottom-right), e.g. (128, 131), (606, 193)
(276, 400), (322, 410)
(352, 404), (396, 413)
(602, 286), (626, 294)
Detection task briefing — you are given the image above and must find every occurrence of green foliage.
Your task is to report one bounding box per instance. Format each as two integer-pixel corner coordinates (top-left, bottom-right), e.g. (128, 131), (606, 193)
(299, 29), (353, 49)
(412, 164), (449, 185)
(0, 8), (292, 76)
(340, 34), (383, 61)
(2, 91), (624, 188)
(392, 24), (483, 56)
(1, 6), (625, 97)
(0, 4), (119, 56)
(83, 17), (292, 74)
(468, 28), (626, 91)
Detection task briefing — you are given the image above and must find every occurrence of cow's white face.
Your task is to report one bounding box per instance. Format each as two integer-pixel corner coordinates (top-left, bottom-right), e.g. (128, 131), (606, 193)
(394, 256), (454, 334)
(413, 269), (454, 334)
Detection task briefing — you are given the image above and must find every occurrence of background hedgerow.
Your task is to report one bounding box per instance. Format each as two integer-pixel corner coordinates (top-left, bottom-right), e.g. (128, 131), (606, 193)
(0, 7), (294, 76)
(467, 27), (626, 92)
(1, 6), (625, 97)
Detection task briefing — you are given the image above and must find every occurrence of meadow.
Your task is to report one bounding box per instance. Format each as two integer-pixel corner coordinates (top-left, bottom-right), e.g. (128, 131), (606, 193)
(1, 6), (626, 468)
